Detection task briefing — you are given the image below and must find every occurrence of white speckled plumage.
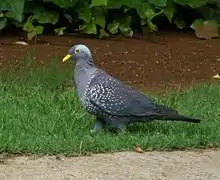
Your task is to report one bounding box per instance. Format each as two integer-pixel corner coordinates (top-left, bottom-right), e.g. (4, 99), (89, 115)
(64, 44), (201, 133)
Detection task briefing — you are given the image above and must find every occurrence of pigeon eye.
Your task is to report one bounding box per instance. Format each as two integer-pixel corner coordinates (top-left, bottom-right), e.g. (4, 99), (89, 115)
(75, 49), (80, 54)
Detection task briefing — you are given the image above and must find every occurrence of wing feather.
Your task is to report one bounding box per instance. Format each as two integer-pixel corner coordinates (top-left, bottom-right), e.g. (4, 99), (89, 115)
(88, 71), (164, 117)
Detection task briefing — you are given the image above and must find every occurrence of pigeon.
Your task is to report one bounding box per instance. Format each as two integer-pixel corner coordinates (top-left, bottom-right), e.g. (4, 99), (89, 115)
(62, 44), (201, 133)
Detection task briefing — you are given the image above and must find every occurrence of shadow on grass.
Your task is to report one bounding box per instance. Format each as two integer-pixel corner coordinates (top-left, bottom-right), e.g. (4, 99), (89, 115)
(0, 52), (219, 155)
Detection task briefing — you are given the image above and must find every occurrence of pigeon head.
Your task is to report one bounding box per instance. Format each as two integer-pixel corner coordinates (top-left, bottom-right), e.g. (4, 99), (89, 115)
(62, 44), (93, 63)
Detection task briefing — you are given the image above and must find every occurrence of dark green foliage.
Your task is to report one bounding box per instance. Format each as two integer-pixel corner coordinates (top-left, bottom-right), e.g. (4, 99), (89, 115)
(0, 0), (219, 39)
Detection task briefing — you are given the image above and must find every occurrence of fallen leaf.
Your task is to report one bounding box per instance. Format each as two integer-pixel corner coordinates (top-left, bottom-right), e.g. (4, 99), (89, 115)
(133, 146), (144, 153)
(212, 74), (220, 79)
(191, 19), (220, 39)
(13, 41), (28, 46)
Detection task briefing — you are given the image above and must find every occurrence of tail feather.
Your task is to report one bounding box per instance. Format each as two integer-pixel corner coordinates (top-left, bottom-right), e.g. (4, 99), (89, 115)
(161, 114), (201, 123)
(159, 105), (201, 123)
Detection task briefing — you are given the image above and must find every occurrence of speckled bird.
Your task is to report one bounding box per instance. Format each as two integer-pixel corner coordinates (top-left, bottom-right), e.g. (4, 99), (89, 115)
(62, 44), (201, 133)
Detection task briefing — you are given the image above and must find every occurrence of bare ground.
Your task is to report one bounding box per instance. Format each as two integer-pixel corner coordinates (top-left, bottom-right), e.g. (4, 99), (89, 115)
(0, 31), (220, 92)
(0, 150), (220, 180)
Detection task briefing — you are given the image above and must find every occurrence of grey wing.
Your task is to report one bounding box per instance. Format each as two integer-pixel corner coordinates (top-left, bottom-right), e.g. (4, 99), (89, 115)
(87, 71), (164, 117)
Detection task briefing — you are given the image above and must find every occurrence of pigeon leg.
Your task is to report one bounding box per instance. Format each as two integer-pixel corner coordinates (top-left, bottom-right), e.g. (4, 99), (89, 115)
(108, 116), (128, 133)
(115, 123), (127, 133)
(90, 117), (106, 133)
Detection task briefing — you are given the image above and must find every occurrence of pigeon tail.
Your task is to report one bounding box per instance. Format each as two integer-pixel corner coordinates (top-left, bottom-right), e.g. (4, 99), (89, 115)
(161, 114), (201, 123)
(159, 105), (201, 123)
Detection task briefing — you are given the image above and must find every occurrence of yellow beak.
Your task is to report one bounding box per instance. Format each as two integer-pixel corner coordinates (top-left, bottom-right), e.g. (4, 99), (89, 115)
(62, 54), (71, 62)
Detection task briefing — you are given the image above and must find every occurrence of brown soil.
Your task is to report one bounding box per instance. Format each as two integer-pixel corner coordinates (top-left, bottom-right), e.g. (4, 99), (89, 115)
(0, 31), (219, 92)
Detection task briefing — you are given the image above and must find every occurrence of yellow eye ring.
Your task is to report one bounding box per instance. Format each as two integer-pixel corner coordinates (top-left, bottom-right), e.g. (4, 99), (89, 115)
(75, 49), (80, 54)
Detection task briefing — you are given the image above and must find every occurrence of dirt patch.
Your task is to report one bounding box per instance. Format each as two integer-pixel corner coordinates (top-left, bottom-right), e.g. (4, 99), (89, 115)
(0, 32), (219, 92)
(0, 150), (220, 180)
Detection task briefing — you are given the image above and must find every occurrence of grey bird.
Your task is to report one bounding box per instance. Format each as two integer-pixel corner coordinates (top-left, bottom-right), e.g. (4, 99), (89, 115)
(62, 44), (201, 133)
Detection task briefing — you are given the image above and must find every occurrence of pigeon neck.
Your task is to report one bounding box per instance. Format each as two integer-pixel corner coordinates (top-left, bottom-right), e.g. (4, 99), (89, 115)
(76, 57), (94, 69)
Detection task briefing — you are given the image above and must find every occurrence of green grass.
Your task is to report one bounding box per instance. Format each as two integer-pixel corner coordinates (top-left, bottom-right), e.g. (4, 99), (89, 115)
(0, 54), (220, 155)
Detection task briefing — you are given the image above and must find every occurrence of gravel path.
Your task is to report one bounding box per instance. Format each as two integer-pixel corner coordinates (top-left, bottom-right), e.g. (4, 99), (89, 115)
(0, 150), (219, 180)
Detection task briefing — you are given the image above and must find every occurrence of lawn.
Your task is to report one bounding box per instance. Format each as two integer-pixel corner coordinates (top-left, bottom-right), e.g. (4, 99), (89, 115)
(0, 54), (220, 156)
